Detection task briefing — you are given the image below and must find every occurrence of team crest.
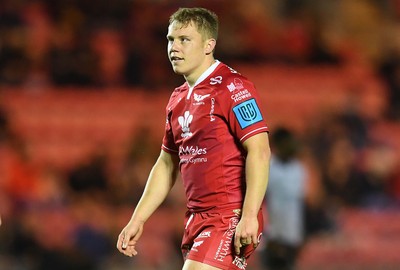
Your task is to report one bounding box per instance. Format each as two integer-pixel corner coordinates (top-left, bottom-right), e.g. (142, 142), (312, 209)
(178, 111), (193, 138)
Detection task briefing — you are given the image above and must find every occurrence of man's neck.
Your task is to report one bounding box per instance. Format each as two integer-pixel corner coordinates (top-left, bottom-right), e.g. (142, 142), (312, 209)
(185, 58), (216, 87)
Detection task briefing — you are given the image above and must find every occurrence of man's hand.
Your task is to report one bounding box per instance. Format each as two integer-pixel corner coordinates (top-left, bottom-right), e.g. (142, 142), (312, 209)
(233, 216), (259, 255)
(116, 221), (144, 257)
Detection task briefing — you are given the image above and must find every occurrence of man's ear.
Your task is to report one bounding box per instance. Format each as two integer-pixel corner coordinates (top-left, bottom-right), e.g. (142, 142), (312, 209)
(205, 38), (216, 55)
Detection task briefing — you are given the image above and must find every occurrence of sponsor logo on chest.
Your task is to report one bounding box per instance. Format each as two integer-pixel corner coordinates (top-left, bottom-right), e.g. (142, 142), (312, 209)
(193, 93), (210, 105)
(179, 145), (208, 165)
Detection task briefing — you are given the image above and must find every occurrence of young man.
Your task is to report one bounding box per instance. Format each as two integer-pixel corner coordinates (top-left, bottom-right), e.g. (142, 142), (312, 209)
(116, 7), (271, 270)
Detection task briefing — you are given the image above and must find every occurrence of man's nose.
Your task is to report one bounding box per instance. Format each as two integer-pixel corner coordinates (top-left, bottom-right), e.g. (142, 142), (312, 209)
(169, 40), (180, 51)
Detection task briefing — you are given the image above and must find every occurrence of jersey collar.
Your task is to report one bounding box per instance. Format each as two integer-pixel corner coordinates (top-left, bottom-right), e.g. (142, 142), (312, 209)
(186, 60), (220, 100)
(192, 60), (220, 88)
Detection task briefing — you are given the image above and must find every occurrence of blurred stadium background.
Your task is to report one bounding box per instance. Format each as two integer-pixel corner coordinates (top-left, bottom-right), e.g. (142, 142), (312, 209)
(0, 0), (400, 269)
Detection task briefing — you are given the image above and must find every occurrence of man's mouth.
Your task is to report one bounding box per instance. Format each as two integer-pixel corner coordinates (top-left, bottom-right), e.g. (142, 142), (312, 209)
(171, 56), (183, 63)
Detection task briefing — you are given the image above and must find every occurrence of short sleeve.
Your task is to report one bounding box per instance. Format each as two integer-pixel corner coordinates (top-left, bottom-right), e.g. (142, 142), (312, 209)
(219, 75), (269, 142)
(161, 110), (179, 153)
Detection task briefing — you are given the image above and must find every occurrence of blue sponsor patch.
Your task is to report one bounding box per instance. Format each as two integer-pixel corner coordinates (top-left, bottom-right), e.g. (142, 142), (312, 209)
(233, 98), (263, 129)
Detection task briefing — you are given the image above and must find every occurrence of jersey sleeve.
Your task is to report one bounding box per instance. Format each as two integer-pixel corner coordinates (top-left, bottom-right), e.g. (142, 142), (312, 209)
(161, 107), (179, 154)
(219, 74), (269, 143)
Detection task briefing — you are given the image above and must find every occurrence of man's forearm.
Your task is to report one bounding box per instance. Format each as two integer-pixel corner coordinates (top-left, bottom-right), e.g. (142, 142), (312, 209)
(130, 152), (178, 223)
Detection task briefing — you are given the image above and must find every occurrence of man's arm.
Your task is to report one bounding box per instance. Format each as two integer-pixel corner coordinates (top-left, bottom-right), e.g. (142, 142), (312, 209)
(234, 132), (271, 255)
(116, 149), (179, 257)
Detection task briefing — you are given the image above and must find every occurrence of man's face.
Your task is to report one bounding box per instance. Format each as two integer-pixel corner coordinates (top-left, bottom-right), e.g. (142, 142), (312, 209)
(167, 21), (211, 81)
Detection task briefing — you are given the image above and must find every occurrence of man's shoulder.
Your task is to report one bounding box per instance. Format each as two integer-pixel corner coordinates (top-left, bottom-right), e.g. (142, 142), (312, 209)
(208, 63), (254, 97)
(168, 82), (187, 99)
(214, 62), (253, 87)
(173, 82), (188, 92)
(165, 83), (187, 108)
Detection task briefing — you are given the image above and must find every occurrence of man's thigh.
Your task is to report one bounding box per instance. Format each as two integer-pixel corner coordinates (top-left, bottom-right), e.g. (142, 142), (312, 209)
(183, 259), (223, 270)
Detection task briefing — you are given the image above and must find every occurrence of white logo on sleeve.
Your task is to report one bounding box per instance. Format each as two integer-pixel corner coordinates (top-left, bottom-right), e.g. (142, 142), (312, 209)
(227, 82), (236, 92)
(178, 111), (193, 138)
(227, 78), (245, 93)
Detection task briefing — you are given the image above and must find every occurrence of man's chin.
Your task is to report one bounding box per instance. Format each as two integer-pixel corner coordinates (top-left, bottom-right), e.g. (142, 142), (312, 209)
(172, 67), (184, 75)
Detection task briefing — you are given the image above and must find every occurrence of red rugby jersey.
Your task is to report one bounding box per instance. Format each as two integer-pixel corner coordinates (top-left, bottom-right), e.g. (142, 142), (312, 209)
(162, 61), (268, 212)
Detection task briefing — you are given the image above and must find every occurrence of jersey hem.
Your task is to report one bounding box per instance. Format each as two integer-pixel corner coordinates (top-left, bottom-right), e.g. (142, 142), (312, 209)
(187, 203), (244, 214)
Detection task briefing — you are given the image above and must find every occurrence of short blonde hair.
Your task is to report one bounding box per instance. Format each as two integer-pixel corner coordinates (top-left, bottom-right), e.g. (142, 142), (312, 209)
(169, 7), (219, 41)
